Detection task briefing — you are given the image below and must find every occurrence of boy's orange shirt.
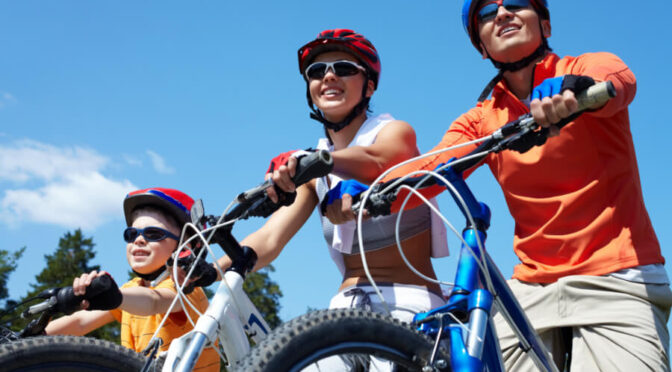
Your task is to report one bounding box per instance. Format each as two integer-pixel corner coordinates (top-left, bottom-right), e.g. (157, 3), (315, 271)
(109, 277), (220, 371)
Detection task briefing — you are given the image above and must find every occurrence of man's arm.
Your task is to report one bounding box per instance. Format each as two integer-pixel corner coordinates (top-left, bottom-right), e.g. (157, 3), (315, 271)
(570, 52), (636, 117)
(380, 110), (485, 213)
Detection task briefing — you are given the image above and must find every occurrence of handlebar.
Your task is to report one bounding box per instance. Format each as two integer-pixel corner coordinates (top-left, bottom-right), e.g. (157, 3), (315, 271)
(355, 81), (616, 216)
(235, 149), (333, 204)
(13, 274), (121, 338)
(191, 149), (334, 276)
(228, 149), (333, 221)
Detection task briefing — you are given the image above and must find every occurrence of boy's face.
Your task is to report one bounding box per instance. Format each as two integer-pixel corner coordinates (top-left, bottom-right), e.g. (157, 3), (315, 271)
(126, 211), (179, 275)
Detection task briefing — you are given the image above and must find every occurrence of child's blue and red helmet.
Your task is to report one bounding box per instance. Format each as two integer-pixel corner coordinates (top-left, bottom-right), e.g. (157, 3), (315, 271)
(123, 188), (194, 227)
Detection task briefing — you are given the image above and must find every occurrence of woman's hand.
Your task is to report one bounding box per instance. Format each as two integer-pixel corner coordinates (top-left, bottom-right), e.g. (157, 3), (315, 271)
(323, 180), (370, 224)
(265, 149), (315, 203)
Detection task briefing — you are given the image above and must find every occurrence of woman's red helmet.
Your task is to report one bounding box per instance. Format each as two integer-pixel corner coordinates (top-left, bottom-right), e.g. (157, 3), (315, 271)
(298, 29), (381, 89)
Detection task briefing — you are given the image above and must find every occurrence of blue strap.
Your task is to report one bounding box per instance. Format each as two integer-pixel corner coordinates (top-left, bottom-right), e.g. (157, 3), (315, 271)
(325, 179), (369, 205)
(532, 76), (564, 100)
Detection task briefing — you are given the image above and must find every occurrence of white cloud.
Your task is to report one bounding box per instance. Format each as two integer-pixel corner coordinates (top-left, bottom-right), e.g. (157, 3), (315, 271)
(146, 150), (175, 175)
(0, 140), (107, 182)
(0, 140), (136, 229)
(122, 154), (142, 167)
(1, 173), (135, 229)
(0, 92), (17, 109)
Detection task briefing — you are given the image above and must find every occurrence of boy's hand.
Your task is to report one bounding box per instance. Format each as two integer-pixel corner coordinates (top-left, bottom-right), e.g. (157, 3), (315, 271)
(72, 270), (109, 310)
(169, 249), (217, 294)
(55, 271), (122, 314)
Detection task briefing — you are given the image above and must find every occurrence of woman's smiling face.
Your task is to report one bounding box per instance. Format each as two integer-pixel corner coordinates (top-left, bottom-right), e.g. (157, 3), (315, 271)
(308, 51), (373, 122)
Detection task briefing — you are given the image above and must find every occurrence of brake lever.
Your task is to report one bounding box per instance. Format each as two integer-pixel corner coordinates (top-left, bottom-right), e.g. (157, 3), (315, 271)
(498, 125), (547, 154)
(349, 184), (396, 218)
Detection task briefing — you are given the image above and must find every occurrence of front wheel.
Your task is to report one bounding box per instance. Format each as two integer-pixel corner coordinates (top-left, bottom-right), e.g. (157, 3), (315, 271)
(237, 308), (451, 371)
(0, 335), (150, 371)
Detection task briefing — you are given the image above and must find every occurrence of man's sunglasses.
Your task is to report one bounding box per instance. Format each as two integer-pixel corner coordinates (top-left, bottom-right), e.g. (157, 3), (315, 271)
(477, 0), (531, 23)
(304, 60), (366, 80)
(123, 226), (180, 243)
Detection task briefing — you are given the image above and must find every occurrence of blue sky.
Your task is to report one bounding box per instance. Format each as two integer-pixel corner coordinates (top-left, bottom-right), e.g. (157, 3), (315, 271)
(1, 0), (670, 329)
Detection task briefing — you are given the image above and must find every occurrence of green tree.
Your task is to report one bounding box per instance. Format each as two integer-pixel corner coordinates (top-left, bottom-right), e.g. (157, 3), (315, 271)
(242, 265), (282, 329)
(0, 247), (25, 308)
(14, 229), (119, 342)
(28, 230), (99, 293)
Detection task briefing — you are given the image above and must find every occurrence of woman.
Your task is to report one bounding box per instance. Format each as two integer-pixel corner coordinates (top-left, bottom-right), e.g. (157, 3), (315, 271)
(217, 29), (448, 322)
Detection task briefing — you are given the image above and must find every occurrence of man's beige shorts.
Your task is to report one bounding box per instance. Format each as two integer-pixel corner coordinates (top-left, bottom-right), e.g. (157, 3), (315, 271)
(493, 275), (672, 371)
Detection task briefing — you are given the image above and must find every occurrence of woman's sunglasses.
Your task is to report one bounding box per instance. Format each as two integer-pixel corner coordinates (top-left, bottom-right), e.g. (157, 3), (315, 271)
(477, 0), (531, 23)
(304, 60), (366, 80)
(123, 226), (179, 243)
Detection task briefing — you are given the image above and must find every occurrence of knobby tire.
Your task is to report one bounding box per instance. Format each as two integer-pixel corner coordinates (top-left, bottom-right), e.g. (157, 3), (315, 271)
(237, 308), (451, 371)
(0, 335), (151, 371)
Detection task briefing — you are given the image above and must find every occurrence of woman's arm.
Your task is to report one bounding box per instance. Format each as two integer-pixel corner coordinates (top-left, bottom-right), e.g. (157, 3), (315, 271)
(330, 120), (419, 183)
(216, 180), (319, 274)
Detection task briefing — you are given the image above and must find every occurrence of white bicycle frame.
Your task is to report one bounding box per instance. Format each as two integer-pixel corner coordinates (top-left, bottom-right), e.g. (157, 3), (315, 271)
(147, 150), (335, 372)
(161, 269), (270, 371)
(135, 197), (273, 372)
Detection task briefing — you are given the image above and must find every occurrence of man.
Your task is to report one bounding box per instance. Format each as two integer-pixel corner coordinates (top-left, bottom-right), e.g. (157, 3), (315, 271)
(325, 1), (671, 370)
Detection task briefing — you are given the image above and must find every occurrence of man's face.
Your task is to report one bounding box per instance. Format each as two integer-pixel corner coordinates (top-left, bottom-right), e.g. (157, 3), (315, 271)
(476, 1), (549, 62)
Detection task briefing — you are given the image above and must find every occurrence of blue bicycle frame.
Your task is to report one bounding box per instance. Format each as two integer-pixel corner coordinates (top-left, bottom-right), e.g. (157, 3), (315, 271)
(412, 164), (557, 372)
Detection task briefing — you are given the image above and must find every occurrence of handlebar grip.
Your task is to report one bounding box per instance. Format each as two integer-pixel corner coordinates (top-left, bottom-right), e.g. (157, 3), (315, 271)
(55, 274), (122, 315)
(292, 150), (333, 186)
(576, 81), (616, 112)
(550, 81), (616, 133)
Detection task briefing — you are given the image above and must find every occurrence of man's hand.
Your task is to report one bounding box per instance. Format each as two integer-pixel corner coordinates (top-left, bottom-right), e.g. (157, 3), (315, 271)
(530, 75), (595, 136)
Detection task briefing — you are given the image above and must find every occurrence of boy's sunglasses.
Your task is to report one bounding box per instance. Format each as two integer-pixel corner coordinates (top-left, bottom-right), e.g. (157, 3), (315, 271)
(123, 226), (179, 243)
(304, 60), (366, 80)
(477, 0), (531, 23)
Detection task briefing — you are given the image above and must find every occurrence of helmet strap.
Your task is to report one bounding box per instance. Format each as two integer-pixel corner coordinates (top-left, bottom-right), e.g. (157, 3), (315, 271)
(133, 266), (165, 282)
(477, 70), (505, 103)
(488, 39), (549, 72)
(478, 24), (551, 102)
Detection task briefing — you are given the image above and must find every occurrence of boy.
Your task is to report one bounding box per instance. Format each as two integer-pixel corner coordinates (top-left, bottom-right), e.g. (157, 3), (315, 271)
(46, 187), (220, 372)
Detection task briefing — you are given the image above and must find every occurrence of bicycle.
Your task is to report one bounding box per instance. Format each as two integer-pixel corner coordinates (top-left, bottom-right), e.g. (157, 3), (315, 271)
(237, 81), (616, 371)
(0, 149), (334, 372)
(0, 273), (150, 371)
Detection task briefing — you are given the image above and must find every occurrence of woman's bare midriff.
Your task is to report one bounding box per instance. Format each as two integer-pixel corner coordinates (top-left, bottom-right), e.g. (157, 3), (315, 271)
(340, 229), (441, 294)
